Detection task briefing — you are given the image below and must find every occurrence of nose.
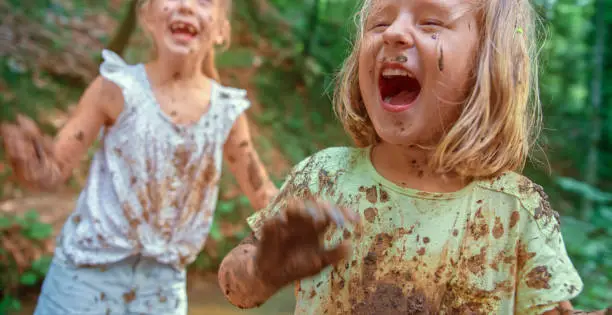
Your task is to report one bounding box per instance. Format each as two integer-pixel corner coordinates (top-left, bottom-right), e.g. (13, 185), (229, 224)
(178, 0), (195, 14)
(382, 19), (415, 50)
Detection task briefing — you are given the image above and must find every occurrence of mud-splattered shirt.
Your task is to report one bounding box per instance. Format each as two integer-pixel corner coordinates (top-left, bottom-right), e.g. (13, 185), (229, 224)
(56, 50), (250, 270)
(247, 147), (583, 315)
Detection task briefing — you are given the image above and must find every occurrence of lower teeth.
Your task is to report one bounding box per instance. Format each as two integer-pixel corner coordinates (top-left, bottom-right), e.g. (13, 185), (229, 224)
(385, 96), (392, 103)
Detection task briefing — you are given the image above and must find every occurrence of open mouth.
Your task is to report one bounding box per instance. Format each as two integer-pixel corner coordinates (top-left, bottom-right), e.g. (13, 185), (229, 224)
(169, 21), (199, 41)
(379, 67), (421, 112)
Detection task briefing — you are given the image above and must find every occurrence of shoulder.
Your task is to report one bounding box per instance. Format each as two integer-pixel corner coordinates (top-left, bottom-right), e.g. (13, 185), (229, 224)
(213, 83), (251, 120)
(291, 146), (366, 176)
(80, 75), (124, 118)
(99, 49), (139, 89)
(475, 172), (560, 236)
(214, 84), (249, 105)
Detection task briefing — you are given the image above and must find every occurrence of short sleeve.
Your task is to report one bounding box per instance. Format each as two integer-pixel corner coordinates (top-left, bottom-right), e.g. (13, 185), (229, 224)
(246, 155), (318, 239)
(214, 85), (252, 143)
(99, 49), (130, 90)
(515, 186), (584, 314)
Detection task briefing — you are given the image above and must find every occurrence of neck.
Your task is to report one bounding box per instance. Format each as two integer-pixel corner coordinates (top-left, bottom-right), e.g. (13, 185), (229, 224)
(371, 142), (468, 193)
(150, 49), (209, 84)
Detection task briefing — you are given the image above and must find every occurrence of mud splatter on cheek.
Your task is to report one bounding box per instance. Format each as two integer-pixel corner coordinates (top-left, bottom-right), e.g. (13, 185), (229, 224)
(438, 45), (444, 72)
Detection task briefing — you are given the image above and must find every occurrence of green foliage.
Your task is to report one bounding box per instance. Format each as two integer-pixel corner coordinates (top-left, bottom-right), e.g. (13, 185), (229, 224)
(0, 210), (54, 314)
(556, 177), (612, 309)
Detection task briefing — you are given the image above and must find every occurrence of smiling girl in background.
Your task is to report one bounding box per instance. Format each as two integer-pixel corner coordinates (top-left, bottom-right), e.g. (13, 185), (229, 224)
(0, 0), (277, 314)
(217, 0), (587, 314)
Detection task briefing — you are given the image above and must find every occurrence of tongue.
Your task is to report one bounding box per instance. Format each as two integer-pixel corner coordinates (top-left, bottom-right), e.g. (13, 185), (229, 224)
(386, 90), (418, 106)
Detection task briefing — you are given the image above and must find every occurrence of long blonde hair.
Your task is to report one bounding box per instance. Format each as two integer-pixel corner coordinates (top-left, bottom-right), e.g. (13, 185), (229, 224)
(334, 0), (542, 179)
(137, 0), (232, 82)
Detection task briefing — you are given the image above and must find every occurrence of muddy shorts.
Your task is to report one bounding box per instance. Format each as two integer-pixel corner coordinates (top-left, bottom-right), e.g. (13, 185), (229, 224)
(33, 253), (187, 315)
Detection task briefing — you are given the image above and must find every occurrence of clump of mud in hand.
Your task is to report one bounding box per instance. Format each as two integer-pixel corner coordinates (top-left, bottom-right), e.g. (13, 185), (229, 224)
(254, 198), (360, 289)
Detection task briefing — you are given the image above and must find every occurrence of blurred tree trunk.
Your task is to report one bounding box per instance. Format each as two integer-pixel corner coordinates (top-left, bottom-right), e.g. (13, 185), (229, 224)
(581, 0), (606, 220)
(104, 0), (139, 59)
(303, 0), (321, 57)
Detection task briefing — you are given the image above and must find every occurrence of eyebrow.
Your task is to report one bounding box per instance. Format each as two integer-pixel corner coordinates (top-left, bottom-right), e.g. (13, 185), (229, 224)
(416, 0), (474, 22)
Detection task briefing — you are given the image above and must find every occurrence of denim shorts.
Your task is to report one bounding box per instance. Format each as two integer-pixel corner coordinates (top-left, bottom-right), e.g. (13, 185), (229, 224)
(33, 253), (187, 315)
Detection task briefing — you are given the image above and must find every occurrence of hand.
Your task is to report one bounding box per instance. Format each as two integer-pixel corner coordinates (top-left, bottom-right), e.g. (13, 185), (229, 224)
(254, 198), (360, 289)
(0, 114), (57, 190)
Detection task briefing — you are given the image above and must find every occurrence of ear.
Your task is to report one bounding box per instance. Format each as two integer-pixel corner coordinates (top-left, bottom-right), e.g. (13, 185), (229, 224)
(138, 3), (155, 34)
(214, 19), (230, 46)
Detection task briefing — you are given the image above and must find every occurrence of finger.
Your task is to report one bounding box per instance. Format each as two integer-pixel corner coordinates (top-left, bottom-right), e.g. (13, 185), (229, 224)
(324, 203), (346, 228)
(259, 217), (288, 248)
(16, 115), (42, 138)
(283, 199), (327, 231)
(41, 134), (55, 155)
(303, 199), (329, 228)
(320, 241), (352, 266)
(333, 204), (360, 224)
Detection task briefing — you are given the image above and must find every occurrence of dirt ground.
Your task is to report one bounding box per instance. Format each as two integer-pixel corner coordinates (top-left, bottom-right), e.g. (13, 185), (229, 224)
(1, 193), (295, 315)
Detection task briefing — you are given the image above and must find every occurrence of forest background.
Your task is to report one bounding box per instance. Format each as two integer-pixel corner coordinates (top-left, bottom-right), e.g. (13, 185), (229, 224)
(0, 0), (610, 313)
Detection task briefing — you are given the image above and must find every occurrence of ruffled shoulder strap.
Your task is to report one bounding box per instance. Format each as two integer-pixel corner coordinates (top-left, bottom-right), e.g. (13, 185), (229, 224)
(99, 49), (132, 90)
(213, 83), (252, 141)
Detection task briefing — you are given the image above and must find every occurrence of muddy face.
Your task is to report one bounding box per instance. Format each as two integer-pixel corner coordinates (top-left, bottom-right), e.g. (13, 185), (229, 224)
(357, 0), (480, 147)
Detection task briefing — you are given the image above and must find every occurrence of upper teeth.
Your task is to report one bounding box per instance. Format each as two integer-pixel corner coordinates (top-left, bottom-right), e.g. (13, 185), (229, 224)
(171, 22), (197, 34)
(382, 68), (413, 78)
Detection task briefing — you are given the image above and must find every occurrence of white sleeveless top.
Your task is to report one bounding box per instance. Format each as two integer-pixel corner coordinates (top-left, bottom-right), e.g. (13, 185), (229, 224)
(56, 50), (250, 269)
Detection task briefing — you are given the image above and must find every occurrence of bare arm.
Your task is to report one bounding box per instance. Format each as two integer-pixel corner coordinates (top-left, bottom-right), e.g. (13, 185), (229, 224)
(218, 233), (281, 309)
(223, 114), (278, 210)
(0, 76), (122, 190)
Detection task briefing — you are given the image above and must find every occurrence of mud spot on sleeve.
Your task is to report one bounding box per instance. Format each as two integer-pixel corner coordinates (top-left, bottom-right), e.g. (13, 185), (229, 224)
(516, 241), (536, 272)
(525, 266), (551, 289)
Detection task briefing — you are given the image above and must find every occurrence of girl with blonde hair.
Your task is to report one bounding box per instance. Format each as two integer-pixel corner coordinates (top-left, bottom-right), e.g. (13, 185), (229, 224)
(1, 0), (277, 314)
(217, 0), (585, 314)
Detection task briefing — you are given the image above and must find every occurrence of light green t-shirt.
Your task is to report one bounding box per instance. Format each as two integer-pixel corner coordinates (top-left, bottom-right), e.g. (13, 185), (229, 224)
(247, 147), (583, 315)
